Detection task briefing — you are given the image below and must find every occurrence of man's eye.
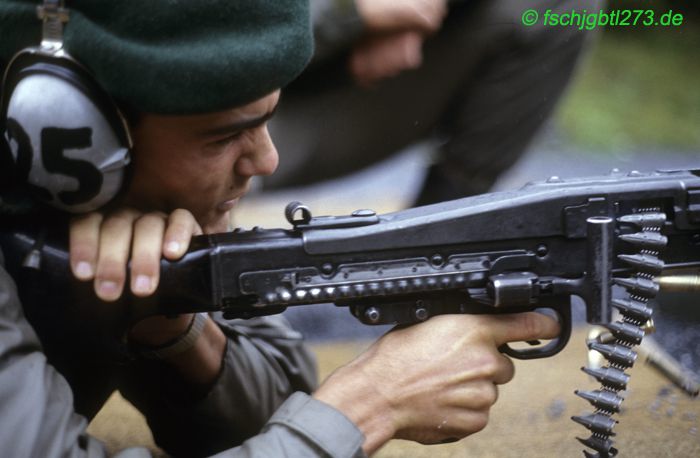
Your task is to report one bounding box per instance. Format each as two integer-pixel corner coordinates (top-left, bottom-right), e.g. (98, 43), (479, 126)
(212, 131), (244, 146)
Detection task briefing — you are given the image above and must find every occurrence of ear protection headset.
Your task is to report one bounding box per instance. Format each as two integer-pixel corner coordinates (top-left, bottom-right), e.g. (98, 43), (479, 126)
(1, 0), (132, 213)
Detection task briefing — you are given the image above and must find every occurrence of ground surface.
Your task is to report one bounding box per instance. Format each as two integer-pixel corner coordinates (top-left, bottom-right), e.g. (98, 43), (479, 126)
(87, 328), (699, 456)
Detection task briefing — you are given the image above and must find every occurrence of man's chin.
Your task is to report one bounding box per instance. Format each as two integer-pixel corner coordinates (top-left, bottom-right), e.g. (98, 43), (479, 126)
(201, 210), (233, 234)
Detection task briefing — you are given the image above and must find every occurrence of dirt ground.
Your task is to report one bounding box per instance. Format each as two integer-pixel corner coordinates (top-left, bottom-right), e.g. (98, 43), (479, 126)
(87, 328), (699, 457)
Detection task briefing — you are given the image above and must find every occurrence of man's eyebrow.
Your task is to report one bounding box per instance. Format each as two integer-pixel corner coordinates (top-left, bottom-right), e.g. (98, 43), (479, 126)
(198, 107), (277, 138)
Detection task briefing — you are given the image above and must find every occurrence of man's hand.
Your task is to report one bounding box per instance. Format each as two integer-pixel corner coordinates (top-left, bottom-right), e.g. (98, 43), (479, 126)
(349, 0), (447, 86)
(69, 208), (225, 385)
(355, 0), (447, 33)
(314, 312), (560, 454)
(349, 31), (424, 87)
(69, 208), (201, 299)
(69, 208), (202, 344)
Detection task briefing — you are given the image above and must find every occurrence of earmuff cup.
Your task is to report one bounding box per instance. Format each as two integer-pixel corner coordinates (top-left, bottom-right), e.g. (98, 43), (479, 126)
(1, 50), (132, 213)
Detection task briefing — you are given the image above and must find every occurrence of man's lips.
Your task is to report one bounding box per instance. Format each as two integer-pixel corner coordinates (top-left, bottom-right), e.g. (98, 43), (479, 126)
(216, 197), (240, 212)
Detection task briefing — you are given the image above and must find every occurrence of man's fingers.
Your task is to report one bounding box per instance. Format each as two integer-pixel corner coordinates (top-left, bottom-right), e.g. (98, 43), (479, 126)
(71, 208), (199, 300)
(442, 379), (500, 410)
(492, 353), (516, 385)
(163, 209), (202, 260)
(488, 312), (562, 347)
(350, 31), (424, 86)
(356, 0), (447, 33)
(69, 212), (103, 280)
(402, 0), (447, 32)
(94, 209), (140, 301)
(130, 213), (167, 296)
(382, 31), (423, 72)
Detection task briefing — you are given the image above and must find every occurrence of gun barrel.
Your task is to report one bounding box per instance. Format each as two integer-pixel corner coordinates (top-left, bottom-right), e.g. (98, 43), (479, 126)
(658, 273), (700, 292)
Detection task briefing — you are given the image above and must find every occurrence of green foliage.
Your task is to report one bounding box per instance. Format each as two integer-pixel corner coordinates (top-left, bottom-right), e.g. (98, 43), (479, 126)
(556, 10), (700, 152)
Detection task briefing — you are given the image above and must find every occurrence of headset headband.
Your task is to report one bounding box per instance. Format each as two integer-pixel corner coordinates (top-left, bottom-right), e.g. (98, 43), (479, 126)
(38, 0), (69, 52)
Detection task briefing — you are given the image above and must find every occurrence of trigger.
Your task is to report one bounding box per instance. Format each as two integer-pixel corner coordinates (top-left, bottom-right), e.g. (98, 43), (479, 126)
(526, 339), (541, 346)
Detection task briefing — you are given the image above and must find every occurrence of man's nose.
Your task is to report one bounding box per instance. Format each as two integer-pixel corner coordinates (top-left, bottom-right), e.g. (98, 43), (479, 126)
(235, 127), (279, 177)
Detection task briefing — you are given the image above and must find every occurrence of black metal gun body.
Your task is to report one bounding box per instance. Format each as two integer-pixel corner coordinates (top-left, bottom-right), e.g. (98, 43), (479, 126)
(3, 167), (700, 457)
(2, 168), (700, 358)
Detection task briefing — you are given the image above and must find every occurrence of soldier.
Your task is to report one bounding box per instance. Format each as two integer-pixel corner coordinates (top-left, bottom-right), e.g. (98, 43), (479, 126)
(266, 0), (600, 205)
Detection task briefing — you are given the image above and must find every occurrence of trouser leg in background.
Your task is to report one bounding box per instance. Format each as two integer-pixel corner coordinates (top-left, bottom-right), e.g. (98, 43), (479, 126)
(265, 0), (601, 206)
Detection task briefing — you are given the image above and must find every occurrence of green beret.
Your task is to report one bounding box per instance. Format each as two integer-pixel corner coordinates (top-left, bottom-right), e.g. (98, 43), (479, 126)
(0, 0), (313, 114)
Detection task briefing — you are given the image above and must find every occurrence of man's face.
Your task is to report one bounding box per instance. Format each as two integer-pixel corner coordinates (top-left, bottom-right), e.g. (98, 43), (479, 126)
(123, 90), (280, 233)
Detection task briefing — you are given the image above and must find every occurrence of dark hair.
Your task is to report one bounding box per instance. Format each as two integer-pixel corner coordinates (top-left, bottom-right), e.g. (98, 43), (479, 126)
(115, 100), (140, 128)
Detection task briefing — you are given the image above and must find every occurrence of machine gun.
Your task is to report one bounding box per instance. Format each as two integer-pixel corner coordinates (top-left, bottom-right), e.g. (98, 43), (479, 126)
(2, 167), (700, 457)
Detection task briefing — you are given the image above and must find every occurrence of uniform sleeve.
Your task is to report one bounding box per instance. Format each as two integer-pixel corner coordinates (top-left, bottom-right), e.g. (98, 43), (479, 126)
(309, 0), (365, 62)
(189, 314), (321, 450)
(213, 392), (366, 458)
(120, 314), (329, 456)
(0, 249), (133, 457)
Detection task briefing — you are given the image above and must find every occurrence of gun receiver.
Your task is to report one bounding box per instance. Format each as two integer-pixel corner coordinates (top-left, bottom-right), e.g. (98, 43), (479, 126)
(3, 168), (700, 349)
(2, 167), (700, 457)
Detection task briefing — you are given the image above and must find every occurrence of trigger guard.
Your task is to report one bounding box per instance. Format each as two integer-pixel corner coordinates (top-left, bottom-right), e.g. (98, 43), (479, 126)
(498, 305), (572, 360)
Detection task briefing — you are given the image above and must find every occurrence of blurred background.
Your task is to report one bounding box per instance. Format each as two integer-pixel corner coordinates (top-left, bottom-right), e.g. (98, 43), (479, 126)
(559, 0), (699, 154)
(235, 1), (700, 220)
